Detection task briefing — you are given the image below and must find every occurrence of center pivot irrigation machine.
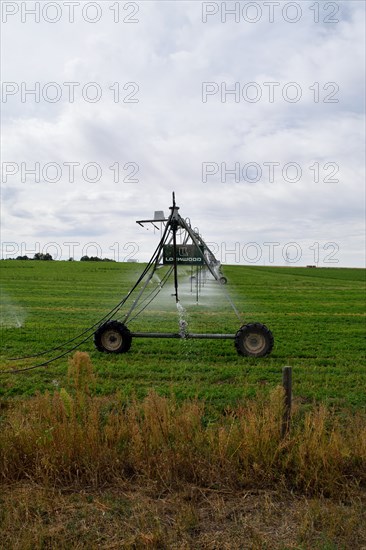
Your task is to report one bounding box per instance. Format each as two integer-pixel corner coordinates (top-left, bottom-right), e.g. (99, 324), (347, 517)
(5, 194), (273, 373)
(94, 193), (274, 358)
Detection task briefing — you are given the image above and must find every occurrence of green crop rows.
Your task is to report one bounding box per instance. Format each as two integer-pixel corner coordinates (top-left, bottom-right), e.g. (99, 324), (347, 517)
(1, 261), (365, 410)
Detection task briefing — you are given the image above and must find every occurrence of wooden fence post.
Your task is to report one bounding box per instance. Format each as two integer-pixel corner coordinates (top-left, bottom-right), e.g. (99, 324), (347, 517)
(282, 366), (292, 437)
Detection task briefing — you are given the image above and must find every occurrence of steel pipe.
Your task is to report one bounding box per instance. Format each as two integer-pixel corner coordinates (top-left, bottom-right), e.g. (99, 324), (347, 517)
(131, 332), (235, 339)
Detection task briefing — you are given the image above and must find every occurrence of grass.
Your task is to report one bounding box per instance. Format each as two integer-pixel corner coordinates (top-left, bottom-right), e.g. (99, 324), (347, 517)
(2, 483), (364, 549)
(0, 351), (365, 548)
(2, 353), (365, 495)
(0, 261), (365, 410)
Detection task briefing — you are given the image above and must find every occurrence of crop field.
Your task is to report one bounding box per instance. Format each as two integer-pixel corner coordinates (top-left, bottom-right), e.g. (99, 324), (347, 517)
(0, 260), (365, 409)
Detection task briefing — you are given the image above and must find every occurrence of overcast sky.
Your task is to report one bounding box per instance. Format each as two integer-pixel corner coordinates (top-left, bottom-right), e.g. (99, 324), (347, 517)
(1, 1), (365, 266)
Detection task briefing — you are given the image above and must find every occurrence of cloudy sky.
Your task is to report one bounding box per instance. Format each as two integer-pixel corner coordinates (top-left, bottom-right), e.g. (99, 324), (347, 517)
(1, 0), (365, 266)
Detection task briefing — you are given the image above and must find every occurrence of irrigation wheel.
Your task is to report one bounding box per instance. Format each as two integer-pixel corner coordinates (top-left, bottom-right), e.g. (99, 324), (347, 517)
(94, 320), (132, 353)
(234, 323), (274, 357)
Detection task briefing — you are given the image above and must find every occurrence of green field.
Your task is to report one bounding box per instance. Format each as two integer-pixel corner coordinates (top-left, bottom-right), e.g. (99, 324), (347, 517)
(1, 261), (365, 410)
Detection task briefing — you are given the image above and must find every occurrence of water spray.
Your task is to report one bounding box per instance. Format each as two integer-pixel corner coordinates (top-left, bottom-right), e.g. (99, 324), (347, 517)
(177, 301), (188, 338)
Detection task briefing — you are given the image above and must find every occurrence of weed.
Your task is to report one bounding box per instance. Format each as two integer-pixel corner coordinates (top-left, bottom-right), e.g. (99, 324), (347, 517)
(1, 353), (365, 497)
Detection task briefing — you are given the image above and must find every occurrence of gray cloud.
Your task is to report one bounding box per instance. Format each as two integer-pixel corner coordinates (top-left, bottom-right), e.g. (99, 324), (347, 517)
(1, 1), (365, 266)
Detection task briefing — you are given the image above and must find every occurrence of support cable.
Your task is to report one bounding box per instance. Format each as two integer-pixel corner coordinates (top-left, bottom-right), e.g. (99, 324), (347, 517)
(4, 218), (174, 369)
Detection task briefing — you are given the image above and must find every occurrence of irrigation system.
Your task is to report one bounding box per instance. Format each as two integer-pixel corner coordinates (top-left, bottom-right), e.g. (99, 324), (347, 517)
(94, 193), (274, 358)
(4, 193), (273, 374)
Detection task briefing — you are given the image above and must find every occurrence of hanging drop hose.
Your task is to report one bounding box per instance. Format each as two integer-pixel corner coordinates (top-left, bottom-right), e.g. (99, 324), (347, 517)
(178, 214), (244, 324)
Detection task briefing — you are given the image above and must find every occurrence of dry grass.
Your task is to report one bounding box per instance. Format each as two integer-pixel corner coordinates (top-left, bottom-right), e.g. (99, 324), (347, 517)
(1, 353), (365, 495)
(1, 352), (365, 548)
(1, 483), (365, 549)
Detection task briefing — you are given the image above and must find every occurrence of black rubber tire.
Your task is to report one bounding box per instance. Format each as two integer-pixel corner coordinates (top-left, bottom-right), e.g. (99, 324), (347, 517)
(234, 323), (274, 357)
(94, 320), (132, 353)
(219, 276), (228, 285)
